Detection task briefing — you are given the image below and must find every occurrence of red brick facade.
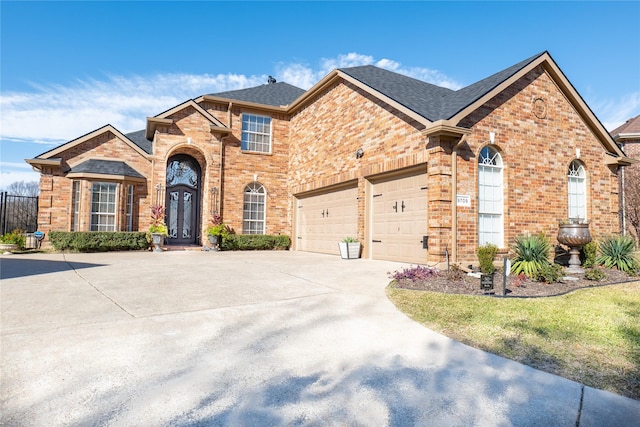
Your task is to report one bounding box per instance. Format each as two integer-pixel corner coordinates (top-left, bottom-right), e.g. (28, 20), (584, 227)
(29, 54), (631, 266)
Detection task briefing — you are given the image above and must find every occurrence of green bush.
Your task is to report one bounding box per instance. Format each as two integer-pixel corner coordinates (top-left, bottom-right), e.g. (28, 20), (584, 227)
(510, 233), (552, 279)
(0, 229), (26, 249)
(220, 234), (290, 251)
(584, 268), (606, 281)
(535, 262), (563, 283)
(581, 241), (597, 268)
(476, 244), (499, 274)
(596, 235), (639, 274)
(49, 231), (149, 252)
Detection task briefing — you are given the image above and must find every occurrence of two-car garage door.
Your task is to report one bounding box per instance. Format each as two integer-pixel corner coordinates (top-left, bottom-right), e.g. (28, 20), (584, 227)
(295, 168), (428, 264)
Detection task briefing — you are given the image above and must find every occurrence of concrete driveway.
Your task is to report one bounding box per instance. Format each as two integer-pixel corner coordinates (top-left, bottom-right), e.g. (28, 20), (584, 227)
(1, 251), (638, 426)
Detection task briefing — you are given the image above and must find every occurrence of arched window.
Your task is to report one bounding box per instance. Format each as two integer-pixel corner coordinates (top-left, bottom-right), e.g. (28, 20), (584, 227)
(243, 182), (266, 234)
(568, 160), (587, 222)
(478, 146), (503, 247)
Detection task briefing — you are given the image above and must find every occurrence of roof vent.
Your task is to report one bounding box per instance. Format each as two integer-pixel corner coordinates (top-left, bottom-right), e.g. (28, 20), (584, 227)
(268, 76), (276, 84)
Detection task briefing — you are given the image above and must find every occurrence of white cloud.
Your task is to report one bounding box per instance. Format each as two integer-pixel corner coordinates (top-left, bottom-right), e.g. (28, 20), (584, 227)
(588, 91), (640, 131)
(0, 53), (462, 146)
(0, 168), (41, 191)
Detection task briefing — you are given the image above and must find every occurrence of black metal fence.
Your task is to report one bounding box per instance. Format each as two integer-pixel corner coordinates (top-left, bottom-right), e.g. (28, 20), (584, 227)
(0, 192), (38, 235)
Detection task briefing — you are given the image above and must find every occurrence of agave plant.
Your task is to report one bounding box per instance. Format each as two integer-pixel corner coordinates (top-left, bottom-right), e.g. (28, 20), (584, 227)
(510, 233), (552, 278)
(596, 235), (639, 274)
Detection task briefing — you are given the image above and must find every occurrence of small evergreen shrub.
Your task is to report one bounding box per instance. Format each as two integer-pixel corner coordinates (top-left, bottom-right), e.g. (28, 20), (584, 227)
(476, 244), (499, 274)
(535, 262), (563, 283)
(0, 229), (26, 249)
(581, 241), (597, 268)
(510, 233), (552, 279)
(596, 235), (639, 274)
(584, 268), (606, 281)
(49, 231), (149, 252)
(220, 234), (290, 251)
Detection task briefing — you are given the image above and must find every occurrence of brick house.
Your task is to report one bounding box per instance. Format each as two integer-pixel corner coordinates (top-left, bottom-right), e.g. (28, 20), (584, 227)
(611, 115), (640, 241)
(26, 51), (634, 266)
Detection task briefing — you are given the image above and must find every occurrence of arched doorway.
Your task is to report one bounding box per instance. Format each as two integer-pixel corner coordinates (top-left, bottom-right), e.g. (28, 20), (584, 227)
(165, 154), (201, 245)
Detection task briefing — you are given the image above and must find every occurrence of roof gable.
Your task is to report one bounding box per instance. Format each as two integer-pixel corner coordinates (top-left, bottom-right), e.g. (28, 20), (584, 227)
(611, 115), (640, 139)
(146, 99), (230, 139)
(33, 124), (151, 161)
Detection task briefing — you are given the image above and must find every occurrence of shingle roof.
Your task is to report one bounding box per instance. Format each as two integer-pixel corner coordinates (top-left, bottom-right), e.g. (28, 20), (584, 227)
(70, 159), (145, 179)
(125, 129), (153, 154)
(338, 66), (453, 121)
(611, 115), (640, 136)
(339, 52), (546, 122)
(208, 82), (306, 107)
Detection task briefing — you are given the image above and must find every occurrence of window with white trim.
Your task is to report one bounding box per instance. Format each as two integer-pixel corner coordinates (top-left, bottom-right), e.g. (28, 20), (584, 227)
(71, 181), (81, 231)
(243, 182), (266, 234)
(90, 182), (117, 231)
(478, 146), (503, 247)
(125, 184), (134, 232)
(241, 114), (272, 153)
(568, 160), (587, 222)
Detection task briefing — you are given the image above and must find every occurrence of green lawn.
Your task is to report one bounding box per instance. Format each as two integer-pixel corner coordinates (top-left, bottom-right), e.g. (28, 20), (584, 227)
(386, 281), (640, 400)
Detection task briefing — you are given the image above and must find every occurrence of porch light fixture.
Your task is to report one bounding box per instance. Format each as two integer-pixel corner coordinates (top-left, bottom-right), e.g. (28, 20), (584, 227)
(210, 187), (219, 214)
(355, 148), (364, 159)
(155, 183), (164, 206)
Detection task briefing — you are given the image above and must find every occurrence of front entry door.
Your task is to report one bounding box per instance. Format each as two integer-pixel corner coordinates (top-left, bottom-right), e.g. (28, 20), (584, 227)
(165, 155), (200, 245)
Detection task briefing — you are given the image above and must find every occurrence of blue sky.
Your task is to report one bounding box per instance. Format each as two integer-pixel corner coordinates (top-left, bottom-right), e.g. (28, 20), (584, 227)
(1, 1), (639, 190)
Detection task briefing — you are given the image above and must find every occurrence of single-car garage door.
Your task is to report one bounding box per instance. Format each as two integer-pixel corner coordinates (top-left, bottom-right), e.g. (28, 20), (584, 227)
(296, 184), (358, 255)
(370, 169), (428, 264)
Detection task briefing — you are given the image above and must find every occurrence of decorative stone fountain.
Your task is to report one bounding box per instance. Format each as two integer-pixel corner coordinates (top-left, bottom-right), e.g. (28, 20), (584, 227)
(557, 222), (592, 273)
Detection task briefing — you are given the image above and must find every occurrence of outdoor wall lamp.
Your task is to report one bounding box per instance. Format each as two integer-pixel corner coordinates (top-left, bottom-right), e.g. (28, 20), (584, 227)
(210, 187), (219, 215)
(355, 148), (364, 159)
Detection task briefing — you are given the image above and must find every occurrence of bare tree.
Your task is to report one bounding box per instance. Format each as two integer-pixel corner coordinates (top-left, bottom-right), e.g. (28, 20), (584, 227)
(4, 180), (40, 197)
(625, 166), (640, 243)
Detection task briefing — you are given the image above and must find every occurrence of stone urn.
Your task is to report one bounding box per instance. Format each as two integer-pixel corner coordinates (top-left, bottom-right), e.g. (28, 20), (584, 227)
(557, 223), (592, 273)
(0, 243), (18, 254)
(208, 234), (219, 251)
(151, 233), (165, 252)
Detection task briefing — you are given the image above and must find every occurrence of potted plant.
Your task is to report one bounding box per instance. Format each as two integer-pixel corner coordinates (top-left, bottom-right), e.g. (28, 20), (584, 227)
(338, 237), (361, 259)
(206, 214), (229, 251)
(557, 218), (591, 272)
(149, 204), (168, 252)
(476, 243), (498, 290)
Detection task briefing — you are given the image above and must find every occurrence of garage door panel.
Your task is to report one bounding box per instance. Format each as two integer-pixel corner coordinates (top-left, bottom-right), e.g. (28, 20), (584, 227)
(371, 171), (428, 264)
(297, 186), (358, 255)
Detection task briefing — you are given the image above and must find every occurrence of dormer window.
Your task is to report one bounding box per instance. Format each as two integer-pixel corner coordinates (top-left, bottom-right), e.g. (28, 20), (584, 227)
(241, 114), (272, 153)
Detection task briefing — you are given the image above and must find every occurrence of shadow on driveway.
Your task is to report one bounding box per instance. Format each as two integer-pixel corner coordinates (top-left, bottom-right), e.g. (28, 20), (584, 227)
(0, 257), (105, 280)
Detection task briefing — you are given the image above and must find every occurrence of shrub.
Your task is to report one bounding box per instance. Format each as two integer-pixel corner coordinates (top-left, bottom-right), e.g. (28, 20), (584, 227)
(388, 265), (439, 282)
(220, 234), (290, 251)
(581, 241), (597, 268)
(510, 233), (552, 279)
(49, 231), (149, 252)
(535, 262), (563, 283)
(596, 235), (639, 274)
(0, 229), (26, 249)
(476, 244), (499, 274)
(445, 264), (466, 282)
(584, 268), (606, 281)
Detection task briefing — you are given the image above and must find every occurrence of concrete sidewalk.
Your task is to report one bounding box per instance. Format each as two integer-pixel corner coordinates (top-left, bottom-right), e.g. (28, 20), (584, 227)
(1, 251), (638, 426)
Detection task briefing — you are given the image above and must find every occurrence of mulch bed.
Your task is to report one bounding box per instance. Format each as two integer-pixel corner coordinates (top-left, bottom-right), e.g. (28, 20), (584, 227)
(392, 268), (638, 298)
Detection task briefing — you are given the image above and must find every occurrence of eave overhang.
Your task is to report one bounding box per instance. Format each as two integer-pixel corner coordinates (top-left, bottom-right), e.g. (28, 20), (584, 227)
(210, 124), (232, 136)
(198, 95), (289, 113)
(25, 158), (62, 171)
(421, 120), (472, 138)
(145, 117), (173, 140)
(65, 172), (146, 182)
(613, 132), (640, 142)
